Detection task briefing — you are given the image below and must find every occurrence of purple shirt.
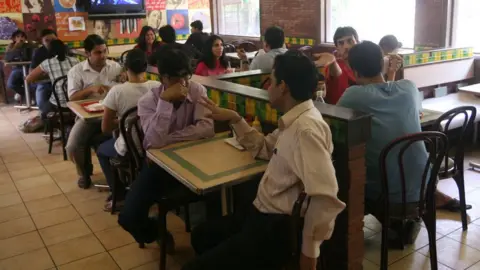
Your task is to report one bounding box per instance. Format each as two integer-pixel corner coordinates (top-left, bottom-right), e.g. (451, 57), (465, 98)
(138, 81), (215, 149)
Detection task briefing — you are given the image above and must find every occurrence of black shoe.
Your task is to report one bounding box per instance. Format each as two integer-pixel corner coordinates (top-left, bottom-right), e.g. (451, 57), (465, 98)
(77, 176), (92, 189)
(156, 230), (175, 255)
(387, 219), (421, 249)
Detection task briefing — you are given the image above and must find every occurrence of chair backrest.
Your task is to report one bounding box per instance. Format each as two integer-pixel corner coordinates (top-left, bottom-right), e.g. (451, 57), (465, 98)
(120, 49), (133, 65)
(119, 106), (145, 171)
(379, 131), (448, 219)
(237, 41), (257, 52)
(52, 75), (68, 106)
(224, 43), (236, 53)
(433, 106), (477, 173)
(298, 46), (313, 59)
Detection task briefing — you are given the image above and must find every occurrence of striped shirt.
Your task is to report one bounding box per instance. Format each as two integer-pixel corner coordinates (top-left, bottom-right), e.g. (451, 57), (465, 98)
(231, 100), (346, 258)
(40, 56), (80, 107)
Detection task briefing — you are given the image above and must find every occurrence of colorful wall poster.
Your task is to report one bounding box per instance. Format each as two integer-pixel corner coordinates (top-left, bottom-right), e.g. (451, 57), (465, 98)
(22, 0), (54, 13)
(166, 0), (186, 10)
(146, 0), (166, 10)
(112, 18), (142, 39)
(23, 13), (56, 41)
(146, 10), (166, 31)
(188, 0), (208, 9)
(189, 9), (210, 32)
(167, 9), (188, 35)
(55, 12), (87, 41)
(0, 13), (23, 42)
(0, 0), (21, 12)
(87, 19), (114, 40)
(54, 0), (83, 12)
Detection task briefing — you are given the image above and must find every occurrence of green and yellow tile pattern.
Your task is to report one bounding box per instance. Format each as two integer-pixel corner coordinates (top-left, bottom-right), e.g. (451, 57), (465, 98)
(220, 74), (270, 88)
(402, 47), (474, 66)
(261, 36), (316, 46)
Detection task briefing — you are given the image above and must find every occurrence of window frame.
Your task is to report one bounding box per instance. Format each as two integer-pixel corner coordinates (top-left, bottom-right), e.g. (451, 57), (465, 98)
(213, 0), (261, 39)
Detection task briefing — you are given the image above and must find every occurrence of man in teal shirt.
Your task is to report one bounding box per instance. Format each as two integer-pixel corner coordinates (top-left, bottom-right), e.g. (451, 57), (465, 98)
(338, 41), (469, 246)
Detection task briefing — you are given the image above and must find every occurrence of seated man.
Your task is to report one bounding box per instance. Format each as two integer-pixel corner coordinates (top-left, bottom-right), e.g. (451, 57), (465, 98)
(238, 26), (288, 71)
(118, 46), (215, 250)
(5, 29), (34, 102)
(186, 20), (209, 53)
(149, 25), (199, 65)
(96, 48), (161, 211)
(66, 34), (123, 188)
(182, 51), (345, 270)
(337, 41), (471, 245)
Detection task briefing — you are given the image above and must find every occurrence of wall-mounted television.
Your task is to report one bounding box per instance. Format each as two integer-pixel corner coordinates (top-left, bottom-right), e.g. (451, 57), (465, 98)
(88, 0), (146, 19)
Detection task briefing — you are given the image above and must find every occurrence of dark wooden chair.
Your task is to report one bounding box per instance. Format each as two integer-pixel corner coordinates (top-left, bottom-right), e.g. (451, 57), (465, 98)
(298, 46), (313, 59)
(224, 43), (236, 53)
(119, 49), (133, 65)
(237, 41), (257, 52)
(433, 105), (477, 231)
(47, 75), (74, 160)
(378, 131), (448, 270)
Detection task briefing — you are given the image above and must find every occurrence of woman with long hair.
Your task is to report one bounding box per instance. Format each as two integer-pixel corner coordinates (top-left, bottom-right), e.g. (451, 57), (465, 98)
(195, 35), (232, 76)
(135, 26), (161, 57)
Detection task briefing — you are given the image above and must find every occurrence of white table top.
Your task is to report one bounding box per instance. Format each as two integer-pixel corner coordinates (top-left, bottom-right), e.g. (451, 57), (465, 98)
(459, 83), (480, 95)
(422, 92), (480, 126)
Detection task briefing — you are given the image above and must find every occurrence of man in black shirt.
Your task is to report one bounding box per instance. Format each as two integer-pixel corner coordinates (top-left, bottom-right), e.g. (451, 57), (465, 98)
(186, 20), (209, 54)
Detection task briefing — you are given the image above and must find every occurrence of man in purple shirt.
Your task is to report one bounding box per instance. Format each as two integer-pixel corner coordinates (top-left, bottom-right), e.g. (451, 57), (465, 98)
(118, 46), (215, 250)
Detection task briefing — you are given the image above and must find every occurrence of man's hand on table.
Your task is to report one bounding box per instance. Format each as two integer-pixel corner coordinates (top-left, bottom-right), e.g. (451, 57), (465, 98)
(198, 96), (242, 124)
(299, 253), (317, 270)
(87, 85), (108, 95)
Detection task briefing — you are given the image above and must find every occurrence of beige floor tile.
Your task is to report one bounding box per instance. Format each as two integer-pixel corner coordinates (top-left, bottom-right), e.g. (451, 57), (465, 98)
(95, 226), (135, 250)
(84, 212), (119, 233)
(1, 152), (37, 164)
(47, 234), (105, 266)
(73, 197), (108, 217)
(0, 164), (7, 174)
(0, 248), (54, 270)
(131, 259), (182, 270)
(9, 166), (47, 181)
(169, 231), (195, 263)
(448, 222), (480, 250)
(57, 180), (81, 193)
(58, 252), (119, 270)
(38, 154), (67, 166)
(469, 260), (480, 269)
(0, 192), (22, 208)
(363, 258), (379, 270)
(44, 161), (76, 174)
(0, 172), (12, 184)
(0, 216), (36, 240)
(0, 145), (31, 156)
(387, 252), (451, 270)
(66, 189), (106, 205)
(25, 194), (71, 214)
(418, 236), (480, 269)
(0, 203), (29, 223)
(39, 219), (91, 246)
(31, 205), (80, 229)
(6, 160), (42, 172)
(19, 183), (62, 202)
(15, 174), (55, 191)
(0, 181), (17, 195)
(109, 242), (160, 270)
(434, 211), (466, 236)
(50, 169), (78, 183)
(0, 231), (45, 260)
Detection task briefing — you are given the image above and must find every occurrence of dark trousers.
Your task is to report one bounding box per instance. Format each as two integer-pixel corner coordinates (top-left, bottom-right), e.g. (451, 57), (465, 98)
(182, 207), (293, 270)
(96, 138), (126, 200)
(36, 82), (53, 119)
(7, 68), (24, 96)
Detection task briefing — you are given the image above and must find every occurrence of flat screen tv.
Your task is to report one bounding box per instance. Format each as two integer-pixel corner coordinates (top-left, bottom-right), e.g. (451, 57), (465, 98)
(88, 0), (146, 19)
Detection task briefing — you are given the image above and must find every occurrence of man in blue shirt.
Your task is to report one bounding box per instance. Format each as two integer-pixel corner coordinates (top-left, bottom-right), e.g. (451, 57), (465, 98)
(338, 41), (467, 246)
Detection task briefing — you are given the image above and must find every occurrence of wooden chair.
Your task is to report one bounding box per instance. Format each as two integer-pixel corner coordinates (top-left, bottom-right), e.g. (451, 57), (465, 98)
(237, 41), (257, 52)
(119, 49), (133, 65)
(378, 131), (448, 270)
(433, 106), (477, 231)
(298, 46), (313, 59)
(224, 43), (236, 53)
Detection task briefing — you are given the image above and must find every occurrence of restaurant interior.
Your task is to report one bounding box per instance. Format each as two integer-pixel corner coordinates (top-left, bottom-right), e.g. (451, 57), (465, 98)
(2, 0), (480, 269)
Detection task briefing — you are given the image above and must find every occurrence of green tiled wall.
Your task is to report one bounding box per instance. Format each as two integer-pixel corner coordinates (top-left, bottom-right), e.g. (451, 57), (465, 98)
(220, 74), (270, 88)
(403, 47), (474, 66)
(260, 36), (316, 46)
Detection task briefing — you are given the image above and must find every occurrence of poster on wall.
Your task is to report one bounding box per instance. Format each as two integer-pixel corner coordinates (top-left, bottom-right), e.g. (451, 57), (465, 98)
(87, 19), (114, 40)
(146, 10), (166, 31)
(22, 0), (53, 13)
(23, 13), (56, 41)
(166, 0), (186, 10)
(54, 0), (83, 12)
(68, 16), (85, 31)
(0, 0), (21, 12)
(188, 0), (208, 9)
(146, 0), (166, 10)
(167, 9), (188, 35)
(112, 18), (142, 39)
(189, 9), (210, 32)
(0, 13), (23, 43)
(55, 12), (87, 41)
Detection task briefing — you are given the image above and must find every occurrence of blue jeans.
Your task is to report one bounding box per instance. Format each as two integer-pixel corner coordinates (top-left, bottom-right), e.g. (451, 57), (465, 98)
(96, 138), (123, 198)
(7, 68), (24, 96)
(36, 82), (53, 119)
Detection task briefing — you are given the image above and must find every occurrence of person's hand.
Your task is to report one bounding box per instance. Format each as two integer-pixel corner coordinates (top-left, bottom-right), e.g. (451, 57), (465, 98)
(13, 40), (24, 49)
(387, 54), (403, 73)
(160, 82), (188, 102)
(237, 49), (248, 62)
(117, 72), (127, 83)
(313, 53), (336, 67)
(198, 96), (241, 124)
(89, 85), (105, 95)
(299, 254), (317, 270)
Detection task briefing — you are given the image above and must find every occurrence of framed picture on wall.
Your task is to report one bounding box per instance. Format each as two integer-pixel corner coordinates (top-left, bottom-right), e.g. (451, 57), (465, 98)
(166, 0), (186, 10)
(55, 12), (87, 41)
(0, 0), (22, 13)
(146, 10), (166, 31)
(87, 19), (113, 40)
(22, 0), (54, 13)
(167, 9), (188, 35)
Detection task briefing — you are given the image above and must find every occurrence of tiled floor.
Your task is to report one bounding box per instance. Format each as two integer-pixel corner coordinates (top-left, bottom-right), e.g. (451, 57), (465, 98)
(2, 105), (480, 270)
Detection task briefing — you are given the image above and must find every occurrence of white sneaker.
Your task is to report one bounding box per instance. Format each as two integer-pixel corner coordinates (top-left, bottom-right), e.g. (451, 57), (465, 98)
(14, 93), (21, 102)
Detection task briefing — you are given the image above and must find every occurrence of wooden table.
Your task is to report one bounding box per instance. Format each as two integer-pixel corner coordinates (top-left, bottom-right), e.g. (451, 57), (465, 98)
(147, 132), (268, 213)
(3, 60), (36, 110)
(66, 99), (103, 122)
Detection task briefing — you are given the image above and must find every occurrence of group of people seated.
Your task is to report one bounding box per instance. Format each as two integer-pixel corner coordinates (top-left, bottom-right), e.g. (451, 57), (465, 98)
(2, 20), (471, 269)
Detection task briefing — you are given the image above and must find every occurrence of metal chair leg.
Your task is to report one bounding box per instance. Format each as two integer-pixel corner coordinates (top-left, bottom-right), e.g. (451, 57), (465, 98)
(159, 212), (168, 270)
(184, 204), (191, 233)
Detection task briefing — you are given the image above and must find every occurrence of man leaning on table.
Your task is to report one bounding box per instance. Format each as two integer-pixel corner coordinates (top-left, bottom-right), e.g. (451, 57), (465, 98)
(66, 34), (124, 188)
(182, 50), (345, 270)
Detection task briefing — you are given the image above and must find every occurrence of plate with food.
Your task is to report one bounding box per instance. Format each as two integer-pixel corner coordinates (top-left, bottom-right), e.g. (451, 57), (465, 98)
(81, 101), (104, 113)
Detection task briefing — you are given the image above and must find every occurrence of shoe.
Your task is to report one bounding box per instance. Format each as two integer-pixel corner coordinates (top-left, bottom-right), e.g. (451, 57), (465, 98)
(156, 230), (175, 255)
(14, 93), (21, 102)
(103, 199), (125, 212)
(387, 219), (421, 249)
(77, 176), (92, 189)
(437, 198), (472, 212)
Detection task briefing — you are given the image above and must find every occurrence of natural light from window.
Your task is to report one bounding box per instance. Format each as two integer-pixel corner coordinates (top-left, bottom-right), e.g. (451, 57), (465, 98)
(453, 0), (480, 52)
(216, 0), (260, 37)
(326, 0), (415, 48)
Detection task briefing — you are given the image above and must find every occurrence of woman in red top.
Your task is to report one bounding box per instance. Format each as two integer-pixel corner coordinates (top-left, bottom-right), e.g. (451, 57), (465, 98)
(195, 35), (232, 76)
(134, 26), (161, 57)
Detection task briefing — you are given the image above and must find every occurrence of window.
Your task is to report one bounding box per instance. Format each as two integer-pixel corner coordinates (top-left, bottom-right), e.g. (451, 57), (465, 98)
(216, 0), (260, 37)
(452, 0), (480, 52)
(325, 0), (415, 48)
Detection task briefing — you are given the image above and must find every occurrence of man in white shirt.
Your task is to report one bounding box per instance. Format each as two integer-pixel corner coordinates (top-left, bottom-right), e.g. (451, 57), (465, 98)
(66, 34), (123, 189)
(183, 51), (345, 270)
(238, 26), (288, 71)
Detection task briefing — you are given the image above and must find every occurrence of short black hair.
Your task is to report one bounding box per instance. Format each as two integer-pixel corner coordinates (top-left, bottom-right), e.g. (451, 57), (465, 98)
(158, 25), (176, 44)
(40, 29), (57, 38)
(84, 34), (106, 52)
(125, 48), (148, 74)
(49, 39), (68, 61)
(156, 45), (192, 78)
(348, 41), (384, 78)
(379, 35), (402, 53)
(190, 20), (203, 31)
(333, 26), (359, 46)
(11, 29), (26, 40)
(264, 26), (284, 50)
(273, 50), (319, 102)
